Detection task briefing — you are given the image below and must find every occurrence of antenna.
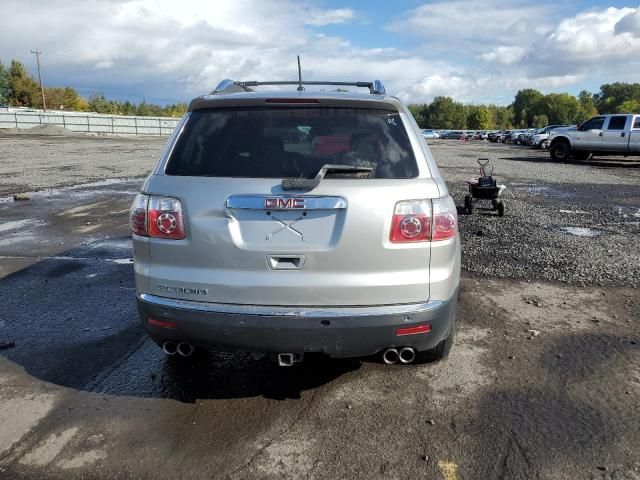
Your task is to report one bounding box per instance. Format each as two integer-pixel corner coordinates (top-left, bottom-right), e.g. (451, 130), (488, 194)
(297, 55), (304, 91)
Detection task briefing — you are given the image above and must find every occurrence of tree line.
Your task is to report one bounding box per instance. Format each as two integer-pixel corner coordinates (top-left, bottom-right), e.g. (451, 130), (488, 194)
(409, 83), (640, 130)
(2, 56), (639, 125)
(0, 58), (187, 117)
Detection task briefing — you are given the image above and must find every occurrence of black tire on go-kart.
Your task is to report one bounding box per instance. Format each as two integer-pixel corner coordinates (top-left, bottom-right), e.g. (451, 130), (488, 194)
(465, 195), (473, 214)
(496, 200), (505, 217)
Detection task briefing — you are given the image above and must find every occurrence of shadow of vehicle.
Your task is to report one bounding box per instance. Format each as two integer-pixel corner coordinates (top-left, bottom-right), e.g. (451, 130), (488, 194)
(0, 237), (359, 402)
(500, 155), (640, 168)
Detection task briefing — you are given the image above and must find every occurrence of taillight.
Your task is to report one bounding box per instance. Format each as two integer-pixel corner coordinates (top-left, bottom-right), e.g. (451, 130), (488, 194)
(130, 194), (148, 236)
(432, 196), (458, 241)
(390, 197), (457, 243)
(130, 194), (185, 240)
(390, 200), (431, 243)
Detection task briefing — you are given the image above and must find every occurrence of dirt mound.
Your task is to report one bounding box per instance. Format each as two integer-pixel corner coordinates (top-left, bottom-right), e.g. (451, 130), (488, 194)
(2, 124), (78, 136)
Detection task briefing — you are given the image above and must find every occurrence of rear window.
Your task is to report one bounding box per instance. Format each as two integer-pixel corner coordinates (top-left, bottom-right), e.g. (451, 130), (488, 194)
(607, 116), (628, 130)
(165, 108), (419, 178)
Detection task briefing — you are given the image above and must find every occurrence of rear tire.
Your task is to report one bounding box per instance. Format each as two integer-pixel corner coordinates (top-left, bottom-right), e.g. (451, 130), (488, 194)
(550, 141), (570, 162)
(465, 195), (473, 214)
(415, 318), (455, 363)
(496, 199), (505, 217)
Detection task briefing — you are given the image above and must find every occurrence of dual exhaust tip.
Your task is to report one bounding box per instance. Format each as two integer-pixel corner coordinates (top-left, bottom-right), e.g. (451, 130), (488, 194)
(162, 341), (194, 357)
(383, 347), (416, 365)
(161, 344), (415, 364)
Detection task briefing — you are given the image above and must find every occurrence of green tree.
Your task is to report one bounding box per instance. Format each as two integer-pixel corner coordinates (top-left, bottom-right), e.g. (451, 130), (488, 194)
(596, 82), (640, 113)
(540, 93), (580, 125)
(43, 86), (85, 110)
(619, 99), (640, 113)
(407, 103), (427, 128)
(0, 61), (9, 105)
(467, 106), (493, 130)
(531, 114), (548, 128)
(163, 102), (188, 117)
(512, 89), (544, 127)
(425, 96), (467, 129)
(492, 106), (514, 129)
(7, 59), (40, 107)
(576, 90), (598, 121)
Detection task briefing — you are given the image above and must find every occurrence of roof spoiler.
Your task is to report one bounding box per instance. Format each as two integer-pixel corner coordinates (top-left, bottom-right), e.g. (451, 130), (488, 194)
(212, 79), (386, 95)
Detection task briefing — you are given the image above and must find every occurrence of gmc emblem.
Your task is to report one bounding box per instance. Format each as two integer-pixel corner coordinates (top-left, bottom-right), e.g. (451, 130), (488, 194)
(264, 197), (305, 209)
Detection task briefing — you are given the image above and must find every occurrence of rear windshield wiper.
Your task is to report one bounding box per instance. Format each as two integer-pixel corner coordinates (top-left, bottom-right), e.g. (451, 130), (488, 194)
(282, 164), (374, 191)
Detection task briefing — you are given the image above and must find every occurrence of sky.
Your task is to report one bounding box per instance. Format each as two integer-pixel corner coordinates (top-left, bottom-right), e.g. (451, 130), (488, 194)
(2, 0), (640, 106)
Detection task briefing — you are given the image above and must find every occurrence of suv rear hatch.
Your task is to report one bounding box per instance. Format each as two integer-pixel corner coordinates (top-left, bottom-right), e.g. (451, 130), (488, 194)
(140, 104), (443, 306)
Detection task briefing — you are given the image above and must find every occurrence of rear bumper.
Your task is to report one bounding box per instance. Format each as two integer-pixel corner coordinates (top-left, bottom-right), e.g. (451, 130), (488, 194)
(137, 292), (458, 358)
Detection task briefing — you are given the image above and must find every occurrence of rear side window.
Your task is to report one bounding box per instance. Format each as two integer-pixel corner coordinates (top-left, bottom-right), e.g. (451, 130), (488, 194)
(165, 108), (418, 179)
(607, 116), (628, 130)
(634, 117), (640, 129)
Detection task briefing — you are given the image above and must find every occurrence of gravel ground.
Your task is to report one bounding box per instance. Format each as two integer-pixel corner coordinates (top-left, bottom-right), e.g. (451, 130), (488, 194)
(0, 133), (162, 196)
(0, 135), (639, 479)
(1, 134), (638, 287)
(430, 140), (640, 288)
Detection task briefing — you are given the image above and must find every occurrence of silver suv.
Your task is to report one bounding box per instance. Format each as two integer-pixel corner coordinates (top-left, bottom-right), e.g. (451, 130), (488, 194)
(130, 79), (460, 366)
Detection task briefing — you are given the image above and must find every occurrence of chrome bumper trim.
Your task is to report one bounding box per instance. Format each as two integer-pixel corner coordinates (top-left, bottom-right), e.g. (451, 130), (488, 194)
(138, 293), (444, 318)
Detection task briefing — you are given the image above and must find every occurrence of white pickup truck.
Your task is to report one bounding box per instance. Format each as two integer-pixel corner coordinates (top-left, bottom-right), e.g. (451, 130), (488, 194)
(548, 114), (640, 161)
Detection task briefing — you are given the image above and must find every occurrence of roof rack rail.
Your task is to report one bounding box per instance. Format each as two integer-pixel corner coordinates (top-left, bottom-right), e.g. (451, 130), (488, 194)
(212, 79), (386, 95)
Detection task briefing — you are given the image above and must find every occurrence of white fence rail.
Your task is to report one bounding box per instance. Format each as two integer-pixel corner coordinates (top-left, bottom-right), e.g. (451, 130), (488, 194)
(0, 111), (180, 136)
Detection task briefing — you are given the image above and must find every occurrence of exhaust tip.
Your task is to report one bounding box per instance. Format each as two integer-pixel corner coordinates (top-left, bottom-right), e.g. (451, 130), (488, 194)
(277, 353), (297, 367)
(382, 348), (399, 365)
(177, 342), (194, 357)
(162, 341), (178, 356)
(399, 347), (416, 364)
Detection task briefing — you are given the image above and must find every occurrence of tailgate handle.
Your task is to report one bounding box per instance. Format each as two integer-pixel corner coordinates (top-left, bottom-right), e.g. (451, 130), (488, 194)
(267, 255), (305, 270)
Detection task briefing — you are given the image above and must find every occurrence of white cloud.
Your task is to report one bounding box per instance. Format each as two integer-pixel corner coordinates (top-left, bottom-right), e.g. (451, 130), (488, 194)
(0, 1), (639, 107)
(396, 74), (480, 104)
(387, 0), (555, 50)
(480, 46), (527, 65)
(615, 8), (640, 36)
(525, 6), (640, 77)
(304, 7), (355, 26)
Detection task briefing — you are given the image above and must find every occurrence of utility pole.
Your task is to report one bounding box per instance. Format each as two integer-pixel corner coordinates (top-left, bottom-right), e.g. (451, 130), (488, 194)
(30, 49), (46, 112)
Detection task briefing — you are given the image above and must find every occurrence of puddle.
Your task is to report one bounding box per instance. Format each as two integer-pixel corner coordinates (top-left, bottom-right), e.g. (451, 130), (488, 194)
(559, 209), (588, 215)
(615, 206), (640, 218)
(516, 184), (575, 199)
(0, 219), (41, 233)
(0, 178), (142, 203)
(110, 258), (133, 264)
(560, 227), (601, 237)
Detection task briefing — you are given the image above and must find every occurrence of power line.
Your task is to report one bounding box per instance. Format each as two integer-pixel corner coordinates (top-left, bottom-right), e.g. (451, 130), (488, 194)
(30, 49), (47, 112)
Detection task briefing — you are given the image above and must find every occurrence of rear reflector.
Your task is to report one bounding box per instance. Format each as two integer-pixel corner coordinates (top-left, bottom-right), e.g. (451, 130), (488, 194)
(147, 317), (177, 329)
(396, 324), (431, 336)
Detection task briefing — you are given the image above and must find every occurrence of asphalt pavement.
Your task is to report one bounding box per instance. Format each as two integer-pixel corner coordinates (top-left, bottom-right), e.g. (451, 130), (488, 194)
(0, 136), (638, 479)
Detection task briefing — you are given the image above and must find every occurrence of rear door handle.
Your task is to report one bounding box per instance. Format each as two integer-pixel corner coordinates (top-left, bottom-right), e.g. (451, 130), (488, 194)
(621, 132), (625, 137)
(599, 132), (604, 136)
(266, 255), (305, 270)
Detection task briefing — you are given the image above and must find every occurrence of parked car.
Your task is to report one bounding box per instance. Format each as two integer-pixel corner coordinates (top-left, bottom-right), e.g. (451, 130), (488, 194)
(488, 130), (508, 142)
(525, 125), (572, 147)
(504, 130), (527, 143)
(440, 130), (464, 139)
(131, 78), (460, 366)
(549, 114), (640, 161)
(422, 129), (440, 139)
